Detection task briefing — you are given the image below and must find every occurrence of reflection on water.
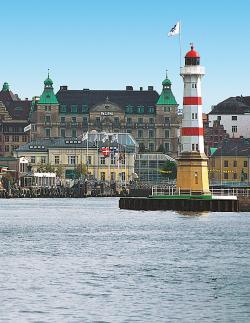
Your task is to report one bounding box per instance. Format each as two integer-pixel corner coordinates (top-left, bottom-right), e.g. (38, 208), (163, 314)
(0, 198), (249, 322)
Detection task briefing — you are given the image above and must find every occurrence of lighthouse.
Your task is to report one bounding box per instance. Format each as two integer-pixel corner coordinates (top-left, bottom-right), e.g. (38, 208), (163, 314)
(176, 44), (210, 195)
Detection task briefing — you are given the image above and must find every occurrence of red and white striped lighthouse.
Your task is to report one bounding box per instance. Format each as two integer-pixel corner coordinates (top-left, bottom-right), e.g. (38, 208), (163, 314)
(176, 44), (210, 194)
(180, 44), (205, 153)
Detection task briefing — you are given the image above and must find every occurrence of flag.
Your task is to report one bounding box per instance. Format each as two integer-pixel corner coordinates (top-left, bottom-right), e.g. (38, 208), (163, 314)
(81, 131), (88, 142)
(168, 22), (180, 36)
(24, 124), (31, 132)
(100, 147), (110, 157)
(111, 133), (118, 143)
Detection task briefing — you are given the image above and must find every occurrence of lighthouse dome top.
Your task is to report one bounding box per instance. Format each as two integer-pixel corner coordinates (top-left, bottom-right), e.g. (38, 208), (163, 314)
(185, 45), (200, 58)
(185, 44), (200, 66)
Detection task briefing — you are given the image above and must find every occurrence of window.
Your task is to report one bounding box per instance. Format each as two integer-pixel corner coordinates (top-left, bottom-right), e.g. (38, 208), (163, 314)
(149, 117), (155, 124)
(4, 145), (9, 152)
(61, 116), (66, 123)
(232, 116), (237, 121)
(192, 113), (198, 119)
(244, 160), (248, 167)
(22, 135), (27, 142)
(194, 172), (198, 184)
(68, 155), (78, 165)
(61, 128), (66, 137)
(72, 116), (77, 123)
(5, 135), (9, 142)
(125, 105), (133, 114)
(233, 173), (237, 180)
(148, 106), (154, 114)
(60, 105), (67, 113)
(127, 117), (132, 124)
(165, 130), (170, 138)
(95, 117), (101, 125)
(87, 156), (92, 165)
(138, 117), (143, 124)
(81, 105), (88, 113)
(164, 107), (170, 112)
(224, 172), (228, 179)
(100, 157), (105, 165)
(217, 116), (221, 121)
(12, 135), (19, 142)
(111, 155), (116, 165)
(137, 106), (144, 114)
(164, 142), (170, 152)
(192, 83), (197, 88)
(83, 117), (88, 125)
(232, 126), (237, 133)
(148, 130), (154, 138)
(30, 156), (35, 163)
(165, 116), (170, 124)
(45, 115), (51, 123)
(196, 144), (199, 151)
(114, 117), (120, 125)
(45, 128), (50, 138)
(192, 143), (195, 151)
(54, 156), (60, 164)
(71, 105), (78, 113)
(72, 129), (77, 138)
(41, 156), (46, 164)
(233, 160), (237, 167)
(224, 160), (228, 167)
(101, 172), (105, 181)
(149, 143), (154, 151)
(137, 129), (143, 138)
(111, 172), (116, 181)
(121, 172), (125, 181)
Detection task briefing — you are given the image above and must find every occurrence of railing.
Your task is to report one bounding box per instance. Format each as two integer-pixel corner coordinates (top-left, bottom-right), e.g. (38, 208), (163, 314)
(151, 185), (250, 197)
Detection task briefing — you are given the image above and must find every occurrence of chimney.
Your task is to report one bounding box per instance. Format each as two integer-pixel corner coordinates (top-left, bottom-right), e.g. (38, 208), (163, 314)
(148, 86), (154, 91)
(126, 86), (133, 91)
(140, 87), (143, 91)
(60, 86), (68, 91)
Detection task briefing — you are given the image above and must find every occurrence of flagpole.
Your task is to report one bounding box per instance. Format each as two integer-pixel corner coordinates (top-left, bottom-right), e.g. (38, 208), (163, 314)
(179, 20), (182, 68)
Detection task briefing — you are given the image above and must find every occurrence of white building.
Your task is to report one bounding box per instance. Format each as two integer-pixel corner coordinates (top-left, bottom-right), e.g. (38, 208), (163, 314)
(208, 96), (250, 138)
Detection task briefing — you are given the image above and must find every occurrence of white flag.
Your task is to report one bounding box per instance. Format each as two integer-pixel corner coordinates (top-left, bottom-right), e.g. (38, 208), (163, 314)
(81, 131), (88, 142)
(24, 124), (31, 132)
(168, 22), (180, 36)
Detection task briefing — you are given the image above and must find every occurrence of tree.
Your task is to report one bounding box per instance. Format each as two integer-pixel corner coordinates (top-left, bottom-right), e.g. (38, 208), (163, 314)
(55, 165), (64, 178)
(160, 160), (177, 179)
(37, 163), (55, 173)
(75, 163), (87, 179)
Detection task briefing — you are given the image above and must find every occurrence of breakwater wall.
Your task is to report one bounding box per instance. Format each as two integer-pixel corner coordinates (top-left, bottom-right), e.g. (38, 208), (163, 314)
(119, 197), (242, 212)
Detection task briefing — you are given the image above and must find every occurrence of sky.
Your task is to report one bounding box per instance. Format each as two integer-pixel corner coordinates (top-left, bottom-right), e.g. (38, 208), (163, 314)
(1, 0), (250, 112)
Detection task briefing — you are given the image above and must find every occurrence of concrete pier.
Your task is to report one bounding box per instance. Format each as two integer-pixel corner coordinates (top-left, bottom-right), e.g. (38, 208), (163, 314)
(119, 197), (240, 212)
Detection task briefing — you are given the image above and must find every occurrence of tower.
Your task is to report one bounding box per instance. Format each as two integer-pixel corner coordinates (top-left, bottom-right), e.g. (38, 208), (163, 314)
(156, 71), (179, 157)
(176, 45), (210, 194)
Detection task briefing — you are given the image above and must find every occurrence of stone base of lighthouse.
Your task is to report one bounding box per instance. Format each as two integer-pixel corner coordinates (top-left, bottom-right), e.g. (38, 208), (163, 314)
(176, 151), (211, 195)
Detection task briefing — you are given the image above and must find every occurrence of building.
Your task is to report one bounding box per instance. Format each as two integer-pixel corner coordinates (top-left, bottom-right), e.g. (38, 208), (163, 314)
(0, 82), (31, 157)
(208, 96), (250, 138)
(209, 137), (250, 186)
(135, 153), (175, 184)
(204, 119), (229, 156)
(14, 133), (138, 184)
(29, 72), (180, 156)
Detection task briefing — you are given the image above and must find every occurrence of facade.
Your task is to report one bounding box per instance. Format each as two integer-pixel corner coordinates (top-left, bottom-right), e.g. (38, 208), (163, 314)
(0, 82), (30, 157)
(14, 133), (138, 184)
(209, 138), (250, 186)
(208, 96), (250, 138)
(29, 73), (180, 157)
(176, 45), (210, 194)
(204, 119), (229, 156)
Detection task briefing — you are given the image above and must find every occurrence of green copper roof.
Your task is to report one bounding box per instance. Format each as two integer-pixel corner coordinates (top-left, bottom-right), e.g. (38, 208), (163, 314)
(38, 74), (58, 104)
(2, 82), (10, 91)
(157, 71), (177, 105)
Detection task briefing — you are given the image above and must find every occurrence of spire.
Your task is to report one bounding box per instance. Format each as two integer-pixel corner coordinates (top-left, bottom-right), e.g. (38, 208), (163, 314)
(38, 72), (58, 104)
(157, 70), (177, 106)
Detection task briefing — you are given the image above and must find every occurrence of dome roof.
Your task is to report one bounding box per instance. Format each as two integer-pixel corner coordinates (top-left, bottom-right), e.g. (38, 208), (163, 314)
(185, 45), (200, 58)
(162, 78), (171, 86)
(44, 77), (53, 87)
(2, 82), (10, 91)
